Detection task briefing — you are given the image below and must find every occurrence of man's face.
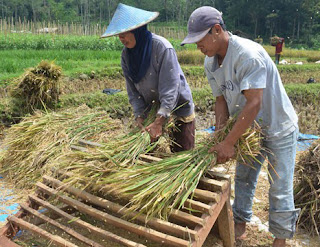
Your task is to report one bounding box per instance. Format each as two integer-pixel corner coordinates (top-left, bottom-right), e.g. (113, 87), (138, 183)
(196, 28), (219, 57)
(118, 31), (136, 48)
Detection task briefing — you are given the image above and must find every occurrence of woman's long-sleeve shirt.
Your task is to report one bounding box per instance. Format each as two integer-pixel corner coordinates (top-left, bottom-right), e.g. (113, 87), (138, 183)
(121, 34), (194, 119)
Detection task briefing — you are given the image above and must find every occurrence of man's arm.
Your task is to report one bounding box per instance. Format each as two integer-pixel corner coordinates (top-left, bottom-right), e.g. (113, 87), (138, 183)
(209, 88), (263, 163)
(214, 95), (229, 131)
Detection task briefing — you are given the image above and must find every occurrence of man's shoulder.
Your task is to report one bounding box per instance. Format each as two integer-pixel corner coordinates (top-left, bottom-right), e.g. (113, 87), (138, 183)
(230, 35), (268, 62)
(231, 35), (262, 52)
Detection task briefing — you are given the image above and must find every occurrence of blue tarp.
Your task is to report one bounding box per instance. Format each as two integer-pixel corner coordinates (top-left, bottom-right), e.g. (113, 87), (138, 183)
(102, 88), (121, 95)
(0, 176), (19, 223)
(297, 133), (320, 151)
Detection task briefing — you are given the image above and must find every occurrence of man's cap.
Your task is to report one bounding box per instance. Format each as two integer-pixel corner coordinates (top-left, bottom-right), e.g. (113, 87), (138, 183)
(101, 3), (159, 38)
(181, 6), (224, 46)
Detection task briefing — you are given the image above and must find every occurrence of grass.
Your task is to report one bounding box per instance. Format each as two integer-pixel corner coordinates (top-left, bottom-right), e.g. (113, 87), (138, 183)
(0, 49), (121, 83)
(0, 33), (123, 50)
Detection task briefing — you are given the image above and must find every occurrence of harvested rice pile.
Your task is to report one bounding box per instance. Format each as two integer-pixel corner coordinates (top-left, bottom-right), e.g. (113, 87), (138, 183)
(0, 100), (264, 221)
(11, 60), (62, 111)
(62, 117), (263, 220)
(0, 103), (170, 192)
(0, 105), (123, 190)
(51, 105), (172, 192)
(294, 140), (320, 236)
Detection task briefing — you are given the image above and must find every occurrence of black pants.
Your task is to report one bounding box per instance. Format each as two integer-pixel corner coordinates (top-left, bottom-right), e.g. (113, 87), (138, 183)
(170, 119), (195, 152)
(275, 54), (281, 64)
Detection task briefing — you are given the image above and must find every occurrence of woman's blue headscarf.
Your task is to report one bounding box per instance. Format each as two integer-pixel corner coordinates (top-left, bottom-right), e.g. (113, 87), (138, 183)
(127, 25), (152, 84)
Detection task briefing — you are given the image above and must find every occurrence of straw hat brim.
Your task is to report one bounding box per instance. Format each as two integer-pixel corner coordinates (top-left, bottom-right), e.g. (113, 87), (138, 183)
(101, 3), (159, 38)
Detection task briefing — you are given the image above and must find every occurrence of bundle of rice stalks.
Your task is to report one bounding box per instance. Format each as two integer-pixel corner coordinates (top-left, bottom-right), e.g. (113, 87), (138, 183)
(11, 60), (62, 111)
(294, 140), (320, 236)
(99, 117), (263, 220)
(270, 36), (280, 46)
(56, 104), (174, 191)
(0, 105), (122, 190)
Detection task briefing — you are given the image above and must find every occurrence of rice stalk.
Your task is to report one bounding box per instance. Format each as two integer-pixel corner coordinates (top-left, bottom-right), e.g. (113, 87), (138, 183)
(98, 117), (263, 220)
(55, 104), (173, 190)
(10, 60), (62, 112)
(0, 105), (122, 189)
(294, 140), (320, 236)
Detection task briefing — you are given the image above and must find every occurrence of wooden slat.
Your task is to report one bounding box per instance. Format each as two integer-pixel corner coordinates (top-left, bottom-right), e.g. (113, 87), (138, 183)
(193, 189), (221, 203)
(184, 199), (213, 216)
(170, 210), (205, 227)
(193, 186), (230, 247)
(206, 170), (231, 181)
(199, 177), (228, 192)
(29, 195), (146, 247)
(217, 198), (235, 247)
(43, 175), (198, 241)
(78, 139), (103, 147)
(0, 196), (34, 238)
(36, 182), (191, 247)
(0, 235), (19, 247)
(28, 205), (76, 227)
(20, 203), (103, 247)
(7, 216), (78, 247)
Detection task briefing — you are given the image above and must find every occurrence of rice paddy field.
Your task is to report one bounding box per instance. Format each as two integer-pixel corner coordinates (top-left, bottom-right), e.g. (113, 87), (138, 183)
(0, 33), (320, 246)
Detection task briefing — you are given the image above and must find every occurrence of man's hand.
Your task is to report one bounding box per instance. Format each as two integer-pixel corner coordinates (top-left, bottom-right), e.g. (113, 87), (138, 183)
(145, 115), (166, 142)
(209, 140), (235, 164)
(136, 117), (145, 131)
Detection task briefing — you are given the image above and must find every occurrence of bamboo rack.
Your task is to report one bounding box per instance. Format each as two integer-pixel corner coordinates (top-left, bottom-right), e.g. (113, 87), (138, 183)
(0, 140), (234, 247)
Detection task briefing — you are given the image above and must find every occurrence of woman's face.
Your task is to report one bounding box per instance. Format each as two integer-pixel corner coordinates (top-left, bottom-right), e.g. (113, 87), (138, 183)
(119, 31), (136, 48)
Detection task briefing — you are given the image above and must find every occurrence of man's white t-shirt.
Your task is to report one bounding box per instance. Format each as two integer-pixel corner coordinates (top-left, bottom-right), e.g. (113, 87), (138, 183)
(205, 34), (298, 140)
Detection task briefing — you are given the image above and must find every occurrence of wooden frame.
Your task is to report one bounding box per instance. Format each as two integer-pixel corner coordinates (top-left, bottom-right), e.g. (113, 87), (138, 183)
(0, 141), (234, 247)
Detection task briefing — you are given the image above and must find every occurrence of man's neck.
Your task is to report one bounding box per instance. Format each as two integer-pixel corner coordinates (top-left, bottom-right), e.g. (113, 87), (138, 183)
(217, 33), (230, 66)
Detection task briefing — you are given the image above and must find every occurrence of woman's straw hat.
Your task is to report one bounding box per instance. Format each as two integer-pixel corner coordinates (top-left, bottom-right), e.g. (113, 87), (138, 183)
(101, 3), (159, 38)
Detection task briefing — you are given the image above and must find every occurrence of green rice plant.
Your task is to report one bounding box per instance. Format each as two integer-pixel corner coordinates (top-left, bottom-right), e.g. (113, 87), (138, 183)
(0, 49), (121, 83)
(0, 34), (123, 50)
(98, 117), (263, 220)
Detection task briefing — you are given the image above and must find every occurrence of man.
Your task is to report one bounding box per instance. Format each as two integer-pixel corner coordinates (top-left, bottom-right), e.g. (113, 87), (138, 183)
(181, 6), (299, 247)
(275, 37), (285, 64)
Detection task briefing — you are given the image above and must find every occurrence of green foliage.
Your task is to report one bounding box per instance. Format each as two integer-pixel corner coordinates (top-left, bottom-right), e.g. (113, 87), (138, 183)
(277, 64), (320, 72)
(0, 34), (123, 50)
(0, 34), (191, 52)
(285, 83), (320, 104)
(1, 0), (320, 47)
(0, 49), (121, 83)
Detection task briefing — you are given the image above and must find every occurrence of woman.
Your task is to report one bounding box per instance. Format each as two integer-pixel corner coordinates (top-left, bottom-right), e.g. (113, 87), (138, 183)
(102, 3), (195, 152)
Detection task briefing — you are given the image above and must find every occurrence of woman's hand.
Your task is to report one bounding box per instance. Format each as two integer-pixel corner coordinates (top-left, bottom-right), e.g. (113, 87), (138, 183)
(136, 117), (145, 131)
(145, 115), (166, 142)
